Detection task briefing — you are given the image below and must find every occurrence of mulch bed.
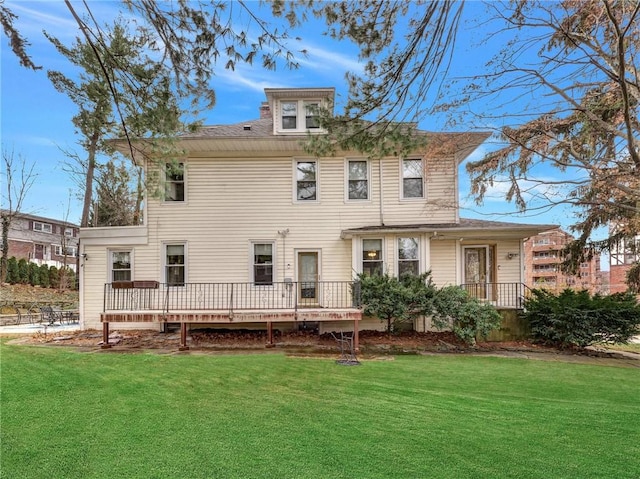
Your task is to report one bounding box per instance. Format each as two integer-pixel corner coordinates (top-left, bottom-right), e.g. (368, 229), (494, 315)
(7, 328), (556, 354)
(6, 328), (639, 367)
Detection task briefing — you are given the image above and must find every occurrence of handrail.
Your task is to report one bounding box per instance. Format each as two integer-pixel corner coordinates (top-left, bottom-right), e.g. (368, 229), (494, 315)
(103, 281), (360, 314)
(459, 282), (529, 309)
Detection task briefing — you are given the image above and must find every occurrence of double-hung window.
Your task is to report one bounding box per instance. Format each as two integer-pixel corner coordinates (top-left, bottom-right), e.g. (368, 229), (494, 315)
(281, 102), (298, 130)
(165, 244), (185, 286)
(111, 251), (132, 282)
(296, 160), (317, 201)
(33, 221), (53, 233)
(402, 158), (424, 198)
(347, 160), (368, 200)
(164, 162), (185, 202)
(362, 239), (383, 275)
(253, 243), (274, 285)
(398, 237), (419, 277)
(304, 102), (320, 129)
(279, 100), (322, 133)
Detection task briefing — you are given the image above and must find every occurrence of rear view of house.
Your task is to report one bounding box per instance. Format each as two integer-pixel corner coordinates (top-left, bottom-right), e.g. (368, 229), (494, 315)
(79, 87), (554, 348)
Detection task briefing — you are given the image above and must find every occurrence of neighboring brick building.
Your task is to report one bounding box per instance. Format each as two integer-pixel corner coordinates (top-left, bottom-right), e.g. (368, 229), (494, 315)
(524, 229), (603, 294)
(610, 234), (639, 293)
(1, 210), (80, 272)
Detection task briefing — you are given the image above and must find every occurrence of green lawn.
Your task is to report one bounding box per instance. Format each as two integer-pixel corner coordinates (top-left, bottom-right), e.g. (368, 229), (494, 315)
(1, 343), (639, 479)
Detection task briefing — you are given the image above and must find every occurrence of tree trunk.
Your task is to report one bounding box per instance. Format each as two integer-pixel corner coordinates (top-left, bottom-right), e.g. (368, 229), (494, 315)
(1, 214), (10, 283)
(133, 166), (143, 225)
(81, 131), (100, 228)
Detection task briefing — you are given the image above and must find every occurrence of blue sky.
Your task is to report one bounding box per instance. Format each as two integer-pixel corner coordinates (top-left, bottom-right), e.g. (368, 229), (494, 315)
(1, 1), (591, 237)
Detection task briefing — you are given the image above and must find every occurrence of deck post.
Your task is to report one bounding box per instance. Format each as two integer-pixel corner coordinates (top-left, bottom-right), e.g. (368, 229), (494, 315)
(353, 318), (360, 353)
(101, 322), (112, 349)
(179, 323), (189, 351)
(266, 321), (275, 348)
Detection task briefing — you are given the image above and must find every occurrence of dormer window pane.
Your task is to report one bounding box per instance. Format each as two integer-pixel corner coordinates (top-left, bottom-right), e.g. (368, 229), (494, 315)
(281, 102), (297, 129)
(305, 102), (319, 129)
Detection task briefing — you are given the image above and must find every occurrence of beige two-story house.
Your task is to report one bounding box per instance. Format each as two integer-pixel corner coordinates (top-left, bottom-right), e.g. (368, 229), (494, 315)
(79, 87), (554, 349)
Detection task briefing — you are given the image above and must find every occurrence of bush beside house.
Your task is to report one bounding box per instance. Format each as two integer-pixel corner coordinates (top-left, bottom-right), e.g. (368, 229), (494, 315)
(358, 272), (503, 345)
(522, 288), (640, 348)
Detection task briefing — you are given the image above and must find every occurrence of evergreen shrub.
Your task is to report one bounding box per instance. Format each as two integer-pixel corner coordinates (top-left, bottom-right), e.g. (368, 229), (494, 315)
(522, 288), (640, 348)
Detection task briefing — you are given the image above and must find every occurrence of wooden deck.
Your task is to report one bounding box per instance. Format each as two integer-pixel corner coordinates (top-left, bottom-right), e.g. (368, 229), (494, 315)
(99, 308), (362, 351)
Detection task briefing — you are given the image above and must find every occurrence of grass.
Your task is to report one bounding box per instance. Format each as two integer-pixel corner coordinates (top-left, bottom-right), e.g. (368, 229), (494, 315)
(1, 343), (639, 479)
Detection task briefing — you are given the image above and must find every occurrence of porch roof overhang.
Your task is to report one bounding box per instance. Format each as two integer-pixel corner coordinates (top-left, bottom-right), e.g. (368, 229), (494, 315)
(340, 218), (558, 241)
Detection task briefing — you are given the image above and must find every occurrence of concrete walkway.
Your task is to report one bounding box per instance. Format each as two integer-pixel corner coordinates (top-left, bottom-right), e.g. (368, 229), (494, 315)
(0, 322), (81, 335)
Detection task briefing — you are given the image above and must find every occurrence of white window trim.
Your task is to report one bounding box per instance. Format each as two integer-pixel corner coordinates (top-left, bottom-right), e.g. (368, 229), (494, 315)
(361, 237), (385, 275)
(33, 221), (53, 233)
(276, 99), (325, 134)
(397, 236), (421, 277)
(64, 228), (74, 237)
(163, 162), (187, 203)
(163, 242), (187, 286)
(293, 159), (320, 203)
(400, 157), (425, 200)
(345, 158), (371, 202)
(249, 240), (277, 286)
(56, 245), (78, 257)
(109, 249), (133, 283)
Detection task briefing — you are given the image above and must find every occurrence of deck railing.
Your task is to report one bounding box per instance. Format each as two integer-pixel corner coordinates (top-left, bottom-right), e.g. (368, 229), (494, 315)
(104, 281), (361, 313)
(103, 281), (528, 314)
(460, 282), (530, 309)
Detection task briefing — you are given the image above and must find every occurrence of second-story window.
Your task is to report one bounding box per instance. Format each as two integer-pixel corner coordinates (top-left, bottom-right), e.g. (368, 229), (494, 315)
(398, 237), (419, 276)
(33, 221), (52, 233)
(164, 162), (184, 202)
(363, 239), (383, 275)
(296, 161), (317, 201)
(348, 160), (368, 200)
(165, 244), (185, 286)
(402, 158), (424, 198)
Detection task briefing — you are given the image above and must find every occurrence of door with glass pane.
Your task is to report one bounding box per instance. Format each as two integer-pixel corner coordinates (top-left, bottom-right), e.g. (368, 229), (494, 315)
(463, 247), (488, 299)
(298, 251), (319, 306)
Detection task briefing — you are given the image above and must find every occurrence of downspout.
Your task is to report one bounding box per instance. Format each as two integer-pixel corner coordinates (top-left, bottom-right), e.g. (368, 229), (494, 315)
(378, 158), (385, 226)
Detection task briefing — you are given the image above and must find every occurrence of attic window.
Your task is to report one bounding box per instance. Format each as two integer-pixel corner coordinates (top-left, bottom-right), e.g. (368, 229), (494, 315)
(243, 125), (251, 131)
(277, 100), (323, 133)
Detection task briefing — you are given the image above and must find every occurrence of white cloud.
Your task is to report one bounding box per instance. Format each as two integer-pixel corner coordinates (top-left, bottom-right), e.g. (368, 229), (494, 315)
(7, 2), (79, 39)
(298, 42), (364, 74)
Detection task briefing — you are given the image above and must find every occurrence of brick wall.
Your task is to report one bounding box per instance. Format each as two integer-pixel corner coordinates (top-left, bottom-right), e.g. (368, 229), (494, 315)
(609, 265), (629, 293)
(6, 239), (33, 260)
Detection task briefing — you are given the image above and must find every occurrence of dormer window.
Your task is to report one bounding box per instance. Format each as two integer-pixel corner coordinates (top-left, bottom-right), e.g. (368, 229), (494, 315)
(278, 100), (322, 133)
(305, 102), (320, 129)
(281, 102), (298, 129)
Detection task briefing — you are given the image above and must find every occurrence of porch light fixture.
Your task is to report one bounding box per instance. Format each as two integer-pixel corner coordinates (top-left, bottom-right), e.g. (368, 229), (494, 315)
(507, 252), (519, 260)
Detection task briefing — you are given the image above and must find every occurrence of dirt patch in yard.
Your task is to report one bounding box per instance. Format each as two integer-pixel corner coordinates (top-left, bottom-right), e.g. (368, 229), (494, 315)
(5, 328), (639, 367)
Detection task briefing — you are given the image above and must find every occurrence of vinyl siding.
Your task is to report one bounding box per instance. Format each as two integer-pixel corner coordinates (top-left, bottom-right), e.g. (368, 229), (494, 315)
(80, 151), (516, 330)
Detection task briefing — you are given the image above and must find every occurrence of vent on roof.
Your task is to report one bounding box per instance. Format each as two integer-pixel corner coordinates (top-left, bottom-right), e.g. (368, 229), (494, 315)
(243, 125), (251, 131)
